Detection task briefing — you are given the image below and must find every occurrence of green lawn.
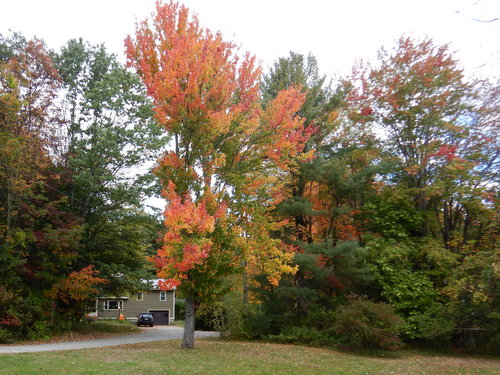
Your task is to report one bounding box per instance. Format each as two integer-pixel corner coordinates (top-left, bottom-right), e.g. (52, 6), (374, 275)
(1, 339), (498, 375)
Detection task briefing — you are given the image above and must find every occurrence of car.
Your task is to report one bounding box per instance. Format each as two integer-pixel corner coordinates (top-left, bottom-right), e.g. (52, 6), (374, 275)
(137, 312), (154, 327)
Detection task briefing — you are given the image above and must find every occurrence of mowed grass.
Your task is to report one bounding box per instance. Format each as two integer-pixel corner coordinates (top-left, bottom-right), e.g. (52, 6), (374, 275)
(1, 339), (499, 375)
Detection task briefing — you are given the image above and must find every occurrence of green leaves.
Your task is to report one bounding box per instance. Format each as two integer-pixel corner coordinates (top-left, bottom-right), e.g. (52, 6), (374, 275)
(54, 40), (168, 292)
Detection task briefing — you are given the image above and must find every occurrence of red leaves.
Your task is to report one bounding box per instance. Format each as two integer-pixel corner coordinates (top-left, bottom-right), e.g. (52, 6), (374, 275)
(162, 183), (219, 239)
(47, 265), (107, 305)
(360, 106), (373, 116)
(173, 242), (211, 273)
(0, 315), (21, 327)
(430, 144), (461, 163)
(158, 278), (180, 290)
(157, 182), (228, 284)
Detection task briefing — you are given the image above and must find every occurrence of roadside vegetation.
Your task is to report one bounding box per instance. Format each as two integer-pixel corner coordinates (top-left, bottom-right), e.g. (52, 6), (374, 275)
(1, 0), (497, 356)
(5, 320), (139, 345)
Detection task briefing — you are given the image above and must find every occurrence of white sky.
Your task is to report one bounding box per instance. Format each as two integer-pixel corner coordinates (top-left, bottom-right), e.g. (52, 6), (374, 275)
(1, 0), (498, 80)
(1, 0), (497, 211)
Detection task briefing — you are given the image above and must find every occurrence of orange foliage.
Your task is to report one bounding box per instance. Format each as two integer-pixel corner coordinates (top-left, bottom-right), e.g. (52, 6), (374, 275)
(127, 1), (310, 296)
(47, 266), (107, 305)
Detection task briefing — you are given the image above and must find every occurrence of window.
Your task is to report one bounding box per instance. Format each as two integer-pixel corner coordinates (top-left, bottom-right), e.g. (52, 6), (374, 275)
(159, 291), (167, 301)
(136, 292), (144, 301)
(103, 300), (123, 310)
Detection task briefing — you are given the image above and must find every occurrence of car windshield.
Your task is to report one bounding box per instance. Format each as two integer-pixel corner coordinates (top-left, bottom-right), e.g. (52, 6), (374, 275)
(140, 314), (152, 318)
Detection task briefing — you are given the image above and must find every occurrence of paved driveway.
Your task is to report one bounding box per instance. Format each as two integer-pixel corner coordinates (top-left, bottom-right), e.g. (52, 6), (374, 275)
(0, 326), (218, 354)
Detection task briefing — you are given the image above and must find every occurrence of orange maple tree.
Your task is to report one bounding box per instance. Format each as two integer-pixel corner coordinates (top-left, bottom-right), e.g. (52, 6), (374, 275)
(46, 266), (107, 321)
(126, 1), (312, 348)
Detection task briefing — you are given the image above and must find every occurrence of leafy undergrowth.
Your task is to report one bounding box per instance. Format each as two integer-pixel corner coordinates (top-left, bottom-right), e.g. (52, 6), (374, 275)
(1, 339), (499, 375)
(8, 320), (139, 345)
(73, 320), (139, 334)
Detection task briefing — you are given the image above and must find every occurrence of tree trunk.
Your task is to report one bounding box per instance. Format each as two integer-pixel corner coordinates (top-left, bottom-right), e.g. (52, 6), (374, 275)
(242, 261), (248, 305)
(442, 201), (451, 248)
(182, 297), (196, 349)
(6, 172), (11, 230)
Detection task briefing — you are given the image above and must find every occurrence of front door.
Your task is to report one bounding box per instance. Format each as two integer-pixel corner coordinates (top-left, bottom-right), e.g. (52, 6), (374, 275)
(150, 310), (169, 325)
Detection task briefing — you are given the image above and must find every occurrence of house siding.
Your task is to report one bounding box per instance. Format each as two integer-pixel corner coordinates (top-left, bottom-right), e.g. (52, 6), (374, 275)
(98, 290), (175, 323)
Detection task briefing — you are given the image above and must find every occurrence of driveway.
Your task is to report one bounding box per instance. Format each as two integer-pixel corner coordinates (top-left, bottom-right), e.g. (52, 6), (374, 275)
(0, 326), (218, 354)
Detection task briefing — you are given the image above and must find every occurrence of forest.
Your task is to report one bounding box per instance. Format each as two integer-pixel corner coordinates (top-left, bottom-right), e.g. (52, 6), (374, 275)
(0, 1), (498, 353)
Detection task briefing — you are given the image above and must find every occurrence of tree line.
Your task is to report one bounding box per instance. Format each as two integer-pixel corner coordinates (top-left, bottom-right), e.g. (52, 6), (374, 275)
(124, 2), (498, 351)
(1, 1), (498, 352)
(0, 33), (166, 341)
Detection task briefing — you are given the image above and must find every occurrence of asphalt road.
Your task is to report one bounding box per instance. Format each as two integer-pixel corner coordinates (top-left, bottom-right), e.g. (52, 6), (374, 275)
(0, 326), (218, 354)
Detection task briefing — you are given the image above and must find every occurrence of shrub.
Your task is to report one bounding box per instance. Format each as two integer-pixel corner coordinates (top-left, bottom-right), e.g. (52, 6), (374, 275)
(72, 320), (138, 334)
(267, 326), (337, 347)
(175, 299), (186, 321)
(484, 334), (500, 356)
(0, 327), (15, 344)
(195, 303), (225, 331)
(402, 304), (454, 341)
(215, 292), (273, 339)
(333, 295), (403, 350)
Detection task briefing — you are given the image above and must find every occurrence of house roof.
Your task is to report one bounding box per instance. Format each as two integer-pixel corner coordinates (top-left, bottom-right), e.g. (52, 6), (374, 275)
(148, 279), (176, 291)
(99, 279), (176, 299)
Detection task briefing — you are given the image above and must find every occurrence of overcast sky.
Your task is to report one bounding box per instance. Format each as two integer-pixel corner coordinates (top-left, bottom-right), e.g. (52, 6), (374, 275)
(1, 0), (498, 80)
(1, 0), (496, 211)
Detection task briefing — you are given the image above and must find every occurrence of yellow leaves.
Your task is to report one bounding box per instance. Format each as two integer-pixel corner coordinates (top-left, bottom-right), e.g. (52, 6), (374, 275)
(241, 220), (298, 287)
(327, 109), (340, 123)
(267, 276), (279, 287)
(404, 165), (420, 176)
(213, 152), (226, 168)
(241, 176), (268, 195)
(297, 149), (315, 163)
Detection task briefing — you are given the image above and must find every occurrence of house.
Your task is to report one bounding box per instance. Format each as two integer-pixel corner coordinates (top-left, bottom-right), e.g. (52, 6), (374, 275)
(97, 280), (175, 325)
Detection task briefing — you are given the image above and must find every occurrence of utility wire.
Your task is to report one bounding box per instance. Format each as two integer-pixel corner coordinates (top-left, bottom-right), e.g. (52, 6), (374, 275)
(0, 161), (90, 208)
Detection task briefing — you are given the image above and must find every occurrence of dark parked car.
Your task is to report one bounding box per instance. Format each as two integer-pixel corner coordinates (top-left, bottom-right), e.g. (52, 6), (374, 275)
(137, 312), (154, 327)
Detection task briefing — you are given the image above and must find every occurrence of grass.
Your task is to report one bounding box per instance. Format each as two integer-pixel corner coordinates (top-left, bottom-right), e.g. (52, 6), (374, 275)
(169, 319), (185, 328)
(11, 320), (139, 345)
(1, 339), (499, 375)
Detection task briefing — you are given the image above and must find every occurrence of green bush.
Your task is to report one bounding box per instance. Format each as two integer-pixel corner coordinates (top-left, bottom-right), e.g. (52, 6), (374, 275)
(267, 326), (337, 347)
(215, 292), (274, 339)
(26, 320), (51, 341)
(219, 304), (264, 339)
(175, 299), (186, 321)
(333, 295), (403, 350)
(484, 334), (500, 356)
(0, 327), (15, 344)
(402, 304), (454, 341)
(195, 303), (225, 331)
(72, 320), (138, 334)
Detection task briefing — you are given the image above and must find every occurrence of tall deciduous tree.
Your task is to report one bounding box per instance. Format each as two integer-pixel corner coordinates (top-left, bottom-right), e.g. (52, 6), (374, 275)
(0, 34), (103, 339)
(54, 39), (167, 293)
(126, 1), (312, 348)
(348, 37), (495, 242)
(348, 36), (499, 339)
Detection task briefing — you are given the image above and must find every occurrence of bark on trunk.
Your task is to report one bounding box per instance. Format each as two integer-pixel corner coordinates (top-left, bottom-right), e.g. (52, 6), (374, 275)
(242, 261), (248, 305)
(6, 172), (11, 230)
(182, 297), (196, 349)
